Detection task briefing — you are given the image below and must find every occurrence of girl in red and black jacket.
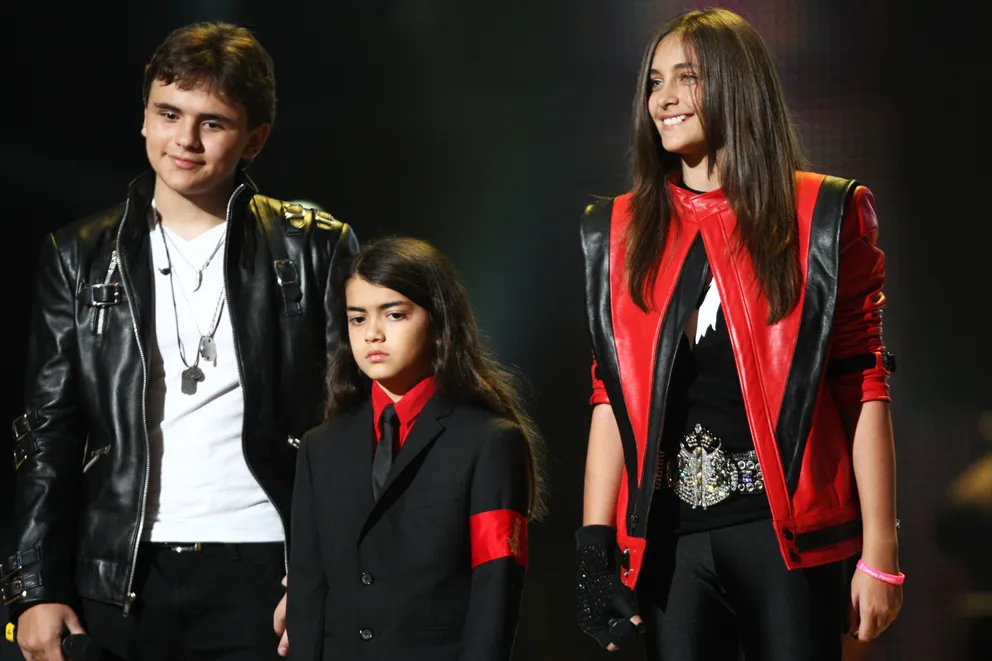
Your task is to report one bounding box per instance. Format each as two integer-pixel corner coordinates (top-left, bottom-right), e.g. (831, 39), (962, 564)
(575, 8), (903, 661)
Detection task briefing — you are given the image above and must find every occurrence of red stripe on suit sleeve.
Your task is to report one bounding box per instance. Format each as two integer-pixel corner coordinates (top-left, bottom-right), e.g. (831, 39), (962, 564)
(470, 509), (528, 569)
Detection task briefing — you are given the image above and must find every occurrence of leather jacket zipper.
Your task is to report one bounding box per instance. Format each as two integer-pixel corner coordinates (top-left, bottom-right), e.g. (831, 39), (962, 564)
(115, 199), (151, 616)
(95, 251), (119, 335)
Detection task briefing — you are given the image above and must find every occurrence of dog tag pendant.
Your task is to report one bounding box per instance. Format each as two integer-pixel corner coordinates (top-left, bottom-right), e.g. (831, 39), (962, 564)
(181, 366), (205, 395)
(198, 336), (217, 363)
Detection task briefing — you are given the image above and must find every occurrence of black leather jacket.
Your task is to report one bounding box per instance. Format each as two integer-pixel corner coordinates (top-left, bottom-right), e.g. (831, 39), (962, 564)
(5, 171), (358, 616)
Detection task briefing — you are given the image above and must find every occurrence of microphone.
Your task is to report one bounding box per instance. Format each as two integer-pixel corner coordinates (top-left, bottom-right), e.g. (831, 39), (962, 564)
(158, 266), (171, 275)
(61, 633), (104, 661)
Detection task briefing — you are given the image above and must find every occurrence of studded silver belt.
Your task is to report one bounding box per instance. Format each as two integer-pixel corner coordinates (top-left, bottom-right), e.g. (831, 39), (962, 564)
(656, 423), (765, 509)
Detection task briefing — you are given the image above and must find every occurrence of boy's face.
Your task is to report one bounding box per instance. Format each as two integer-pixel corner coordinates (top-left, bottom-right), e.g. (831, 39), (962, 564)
(345, 276), (435, 398)
(142, 79), (269, 201)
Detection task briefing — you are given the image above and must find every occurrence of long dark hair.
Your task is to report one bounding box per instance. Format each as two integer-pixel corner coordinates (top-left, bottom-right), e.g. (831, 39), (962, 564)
(628, 8), (807, 323)
(323, 236), (548, 520)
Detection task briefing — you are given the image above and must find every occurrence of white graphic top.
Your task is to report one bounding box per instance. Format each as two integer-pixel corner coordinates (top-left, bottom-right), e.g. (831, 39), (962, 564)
(695, 278), (721, 344)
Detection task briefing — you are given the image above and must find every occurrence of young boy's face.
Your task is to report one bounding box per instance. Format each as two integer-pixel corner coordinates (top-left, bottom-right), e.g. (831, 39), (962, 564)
(345, 276), (434, 397)
(141, 79), (269, 201)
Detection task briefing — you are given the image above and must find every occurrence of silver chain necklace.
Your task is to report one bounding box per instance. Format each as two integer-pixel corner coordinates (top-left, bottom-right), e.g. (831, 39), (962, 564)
(157, 219), (227, 395)
(160, 225), (226, 292)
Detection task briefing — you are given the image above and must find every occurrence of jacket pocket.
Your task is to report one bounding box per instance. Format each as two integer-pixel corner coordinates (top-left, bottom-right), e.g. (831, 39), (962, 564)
(82, 445), (110, 473)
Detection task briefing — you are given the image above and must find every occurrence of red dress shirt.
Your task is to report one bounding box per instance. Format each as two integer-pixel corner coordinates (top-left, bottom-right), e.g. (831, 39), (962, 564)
(371, 376), (438, 448)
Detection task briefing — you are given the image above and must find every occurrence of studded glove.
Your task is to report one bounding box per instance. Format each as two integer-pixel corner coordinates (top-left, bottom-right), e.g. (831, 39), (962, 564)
(575, 525), (644, 649)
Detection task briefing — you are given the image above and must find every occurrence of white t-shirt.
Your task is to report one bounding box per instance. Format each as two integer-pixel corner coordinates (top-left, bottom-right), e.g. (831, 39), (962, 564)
(142, 213), (283, 542)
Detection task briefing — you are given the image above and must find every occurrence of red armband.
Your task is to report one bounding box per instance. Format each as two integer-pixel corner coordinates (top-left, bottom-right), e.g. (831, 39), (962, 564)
(470, 509), (528, 569)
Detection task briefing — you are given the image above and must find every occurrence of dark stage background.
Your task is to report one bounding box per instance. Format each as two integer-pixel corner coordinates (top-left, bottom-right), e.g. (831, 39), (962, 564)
(4, 1), (990, 660)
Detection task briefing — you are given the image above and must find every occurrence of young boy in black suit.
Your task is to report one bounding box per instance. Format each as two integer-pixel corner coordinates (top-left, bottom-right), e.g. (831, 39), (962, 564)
(287, 237), (547, 661)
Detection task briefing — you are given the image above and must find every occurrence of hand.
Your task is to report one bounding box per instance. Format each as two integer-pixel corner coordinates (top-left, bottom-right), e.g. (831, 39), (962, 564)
(575, 525), (646, 651)
(848, 564), (903, 642)
(604, 615), (645, 653)
(273, 574), (288, 656)
(16, 603), (86, 661)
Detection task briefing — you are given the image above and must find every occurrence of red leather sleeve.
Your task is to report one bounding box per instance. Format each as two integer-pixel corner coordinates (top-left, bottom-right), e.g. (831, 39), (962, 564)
(590, 354), (610, 406)
(827, 185), (891, 408)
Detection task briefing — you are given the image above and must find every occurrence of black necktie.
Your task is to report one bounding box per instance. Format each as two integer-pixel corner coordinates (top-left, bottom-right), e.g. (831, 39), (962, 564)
(372, 404), (399, 500)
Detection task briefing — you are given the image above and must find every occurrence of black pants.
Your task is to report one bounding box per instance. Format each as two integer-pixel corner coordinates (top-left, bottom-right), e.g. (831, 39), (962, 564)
(636, 518), (847, 661)
(80, 542), (285, 661)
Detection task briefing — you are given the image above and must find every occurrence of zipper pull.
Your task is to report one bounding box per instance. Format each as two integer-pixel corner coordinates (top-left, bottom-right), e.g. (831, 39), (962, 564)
(628, 512), (639, 531)
(95, 251), (119, 336)
(123, 591), (137, 616)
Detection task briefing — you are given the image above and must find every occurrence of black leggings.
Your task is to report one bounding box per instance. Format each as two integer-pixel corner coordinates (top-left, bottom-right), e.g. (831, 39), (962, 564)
(636, 518), (848, 661)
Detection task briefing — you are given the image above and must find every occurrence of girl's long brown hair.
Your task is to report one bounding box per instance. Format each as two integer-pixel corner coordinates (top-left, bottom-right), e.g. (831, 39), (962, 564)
(323, 236), (548, 520)
(628, 8), (807, 323)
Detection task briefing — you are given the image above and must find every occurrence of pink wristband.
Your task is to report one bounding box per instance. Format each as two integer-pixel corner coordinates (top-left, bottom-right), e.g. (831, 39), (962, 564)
(856, 559), (905, 585)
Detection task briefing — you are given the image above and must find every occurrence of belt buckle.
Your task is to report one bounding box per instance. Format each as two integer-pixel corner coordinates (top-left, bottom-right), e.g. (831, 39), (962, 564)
(0, 578), (25, 606)
(170, 542), (202, 553)
(273, 260), (299, 287)
(674, 424), (738, 509)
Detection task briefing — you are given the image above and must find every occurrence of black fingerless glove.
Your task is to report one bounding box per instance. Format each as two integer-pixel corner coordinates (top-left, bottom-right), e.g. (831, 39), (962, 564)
(575, 524), (644, 650)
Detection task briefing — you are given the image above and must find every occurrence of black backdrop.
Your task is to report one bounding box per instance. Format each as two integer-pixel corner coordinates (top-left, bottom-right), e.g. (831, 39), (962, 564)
(4, 2), (990, 659)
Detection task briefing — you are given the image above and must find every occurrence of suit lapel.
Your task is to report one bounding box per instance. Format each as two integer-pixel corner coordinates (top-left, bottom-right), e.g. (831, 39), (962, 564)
(360, 395), (455, 537)
(323, 400), (376, 522)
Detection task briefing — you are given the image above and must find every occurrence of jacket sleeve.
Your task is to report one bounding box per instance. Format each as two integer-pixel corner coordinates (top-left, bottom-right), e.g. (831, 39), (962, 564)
(590, 354), (610, 406)
(287, 431), (328, 661)
(315, 215), (359, 355)
(459, 422), (530, 661)
(826, 185), (892, 410)
(6, 235), (86, 617)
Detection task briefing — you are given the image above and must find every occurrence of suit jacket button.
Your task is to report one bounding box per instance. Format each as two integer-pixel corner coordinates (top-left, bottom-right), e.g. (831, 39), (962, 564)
(361, 572), (374, 586)
(360, 628), (373, 641)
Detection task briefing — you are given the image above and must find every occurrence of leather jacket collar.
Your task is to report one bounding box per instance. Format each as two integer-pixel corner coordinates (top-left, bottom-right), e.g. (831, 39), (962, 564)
(667, 177), (730, 220)
(117, 169), (261, 250)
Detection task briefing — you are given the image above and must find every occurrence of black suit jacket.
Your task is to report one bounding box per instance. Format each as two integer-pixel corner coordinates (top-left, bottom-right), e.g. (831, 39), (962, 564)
(287, 395), (529, 661)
